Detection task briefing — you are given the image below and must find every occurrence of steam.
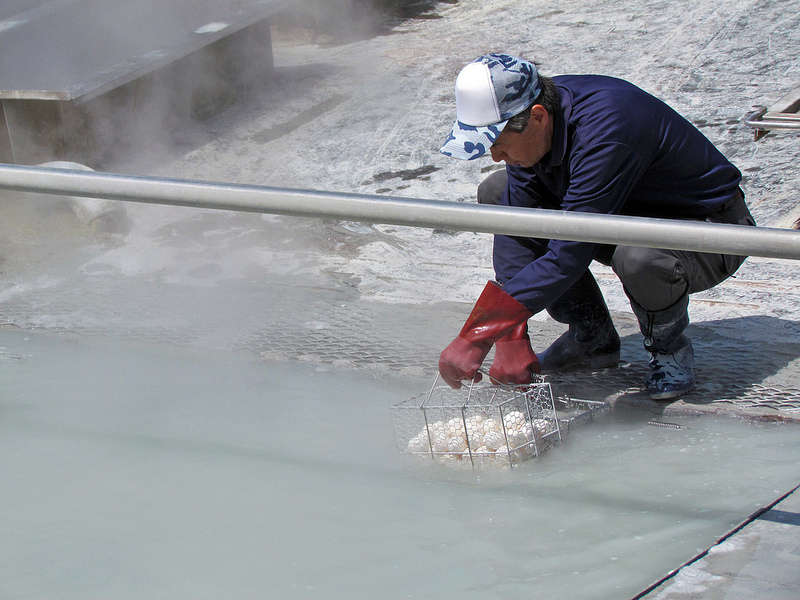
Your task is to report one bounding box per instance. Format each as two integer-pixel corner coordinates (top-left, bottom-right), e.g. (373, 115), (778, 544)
(38, 161), (128, 229)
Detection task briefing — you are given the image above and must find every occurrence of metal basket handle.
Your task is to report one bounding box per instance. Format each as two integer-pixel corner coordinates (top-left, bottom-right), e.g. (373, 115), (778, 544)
(424, 369), (486, 407)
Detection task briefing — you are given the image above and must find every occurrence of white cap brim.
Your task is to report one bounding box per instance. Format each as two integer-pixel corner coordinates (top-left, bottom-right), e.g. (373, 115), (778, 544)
(440, 119), (508, 160)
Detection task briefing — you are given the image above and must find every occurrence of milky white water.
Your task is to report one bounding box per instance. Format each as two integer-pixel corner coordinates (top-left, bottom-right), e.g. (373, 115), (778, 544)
(2, 327), (798, 600)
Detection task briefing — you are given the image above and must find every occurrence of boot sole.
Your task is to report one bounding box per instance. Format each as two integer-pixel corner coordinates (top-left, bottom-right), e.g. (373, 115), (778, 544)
(648, 383), (695, 401)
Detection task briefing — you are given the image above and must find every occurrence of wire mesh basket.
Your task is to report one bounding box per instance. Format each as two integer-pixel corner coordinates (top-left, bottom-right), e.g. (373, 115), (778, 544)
(392, 375), (608, 468)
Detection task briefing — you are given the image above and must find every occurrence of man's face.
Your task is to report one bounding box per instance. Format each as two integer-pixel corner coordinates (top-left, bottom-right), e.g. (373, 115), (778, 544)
(489, 105), (553, 168)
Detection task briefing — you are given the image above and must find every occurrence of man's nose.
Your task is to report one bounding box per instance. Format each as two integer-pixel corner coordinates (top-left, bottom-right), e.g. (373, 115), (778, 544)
(489, 146), (504, 162)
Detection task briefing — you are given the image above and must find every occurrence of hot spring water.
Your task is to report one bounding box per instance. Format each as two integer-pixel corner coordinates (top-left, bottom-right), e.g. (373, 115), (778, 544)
(1, 327), (798, 599)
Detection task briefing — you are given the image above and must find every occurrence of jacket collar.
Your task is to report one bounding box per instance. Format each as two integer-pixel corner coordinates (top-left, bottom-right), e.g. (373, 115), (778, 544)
(539, 85), (571, 171)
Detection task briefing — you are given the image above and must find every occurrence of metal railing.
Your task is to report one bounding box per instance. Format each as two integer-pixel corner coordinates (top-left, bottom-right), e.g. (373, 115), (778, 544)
(744, 105), (800, 139)
(744, 86), (800, 140)
(1, 163), (799, 260)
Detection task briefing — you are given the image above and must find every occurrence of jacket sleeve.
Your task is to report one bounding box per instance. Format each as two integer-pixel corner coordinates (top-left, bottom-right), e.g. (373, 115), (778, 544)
(497, 140), (647, 314)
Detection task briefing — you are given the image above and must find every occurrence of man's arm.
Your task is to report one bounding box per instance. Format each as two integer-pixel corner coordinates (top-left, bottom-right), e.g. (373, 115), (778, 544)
(497, 142), (647, 314)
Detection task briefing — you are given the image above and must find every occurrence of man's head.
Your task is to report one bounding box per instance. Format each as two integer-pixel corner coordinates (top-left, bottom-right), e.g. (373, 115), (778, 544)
(440, 53), (554, 167)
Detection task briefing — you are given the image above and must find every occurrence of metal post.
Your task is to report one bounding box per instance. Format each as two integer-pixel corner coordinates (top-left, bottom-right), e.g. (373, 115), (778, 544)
(1, 163), (799, 260)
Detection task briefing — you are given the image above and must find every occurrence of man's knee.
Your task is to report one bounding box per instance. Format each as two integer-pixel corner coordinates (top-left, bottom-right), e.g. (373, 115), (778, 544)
(612, 246), (658, 282)
(477, 169), (508, 205)
(612, 246), (689, 311)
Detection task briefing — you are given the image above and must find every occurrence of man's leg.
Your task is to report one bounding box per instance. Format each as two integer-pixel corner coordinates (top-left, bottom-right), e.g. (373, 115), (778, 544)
(538, 269), (621, 372)
(477, 169), (508, 205)
(613, 246), (697, 399)
(479, 169), (620, 372)
(612, 190), (755, 399)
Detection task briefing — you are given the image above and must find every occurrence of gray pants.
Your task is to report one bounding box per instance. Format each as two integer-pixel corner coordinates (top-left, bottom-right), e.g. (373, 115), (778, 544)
(477, 169), (756, 313)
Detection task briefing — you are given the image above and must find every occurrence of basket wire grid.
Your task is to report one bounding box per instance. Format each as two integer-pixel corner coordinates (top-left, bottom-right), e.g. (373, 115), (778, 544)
(392, 374), (566, 468)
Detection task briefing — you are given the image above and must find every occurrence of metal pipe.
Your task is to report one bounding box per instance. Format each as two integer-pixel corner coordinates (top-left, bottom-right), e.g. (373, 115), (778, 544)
(745, 106), (800, 132)
(1, 163), (799, 260)
(750, 120), (800, 131)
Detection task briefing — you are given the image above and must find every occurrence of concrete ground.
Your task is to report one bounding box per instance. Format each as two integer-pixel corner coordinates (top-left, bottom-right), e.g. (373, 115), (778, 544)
(639, 484), (800, 600)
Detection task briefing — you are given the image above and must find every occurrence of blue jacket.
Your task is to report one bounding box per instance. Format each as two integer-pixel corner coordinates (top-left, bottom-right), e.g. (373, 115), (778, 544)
(496, 75), (742, 314)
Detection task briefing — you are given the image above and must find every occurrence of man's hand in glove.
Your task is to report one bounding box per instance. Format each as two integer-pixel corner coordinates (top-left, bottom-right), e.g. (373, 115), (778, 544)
(439, 281), (532, 389)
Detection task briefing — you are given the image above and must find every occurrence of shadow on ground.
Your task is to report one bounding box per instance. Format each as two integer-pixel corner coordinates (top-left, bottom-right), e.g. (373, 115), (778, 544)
(547, 316), (800, 420)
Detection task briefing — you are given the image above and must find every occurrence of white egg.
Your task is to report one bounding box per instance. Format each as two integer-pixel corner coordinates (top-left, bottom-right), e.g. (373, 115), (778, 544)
(414, 429), (432, 448)
(482, 430), (506, 451)
(533, 419), (554, 437)
(428, 420), (446, 435)
(445, 418), (465, 435)
(506, 429), (528, 449)
(482, 418), (501, 434)
(467, 414), (486, 428)
(524, 441), (538, 454)
(447, 436), (467, 453)
(518, 422), (534, 441)
(465, 416), (485, 442)
(503, 411), (527, 430)
(467, 431), (484, 448)
(407, 434), (429, 453)
(432, 433), (449, 453)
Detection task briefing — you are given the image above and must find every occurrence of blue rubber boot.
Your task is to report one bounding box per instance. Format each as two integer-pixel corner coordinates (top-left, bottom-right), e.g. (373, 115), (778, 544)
(644, 335), (695, 400)
(631, 294), (695, 400)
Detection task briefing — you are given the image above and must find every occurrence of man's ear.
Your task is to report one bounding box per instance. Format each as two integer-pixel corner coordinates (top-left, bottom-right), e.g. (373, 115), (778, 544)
(529, 104), (548, 127)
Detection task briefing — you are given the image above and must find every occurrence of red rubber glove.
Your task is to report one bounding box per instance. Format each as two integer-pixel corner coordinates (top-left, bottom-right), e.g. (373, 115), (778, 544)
(489, 322), (541, 385)
(439, 281), (533, 389)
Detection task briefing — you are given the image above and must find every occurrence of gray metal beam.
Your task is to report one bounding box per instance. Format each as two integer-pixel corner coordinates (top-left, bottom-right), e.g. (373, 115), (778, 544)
(1, 163), (799, 260)
(0, 0), (296, 103)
